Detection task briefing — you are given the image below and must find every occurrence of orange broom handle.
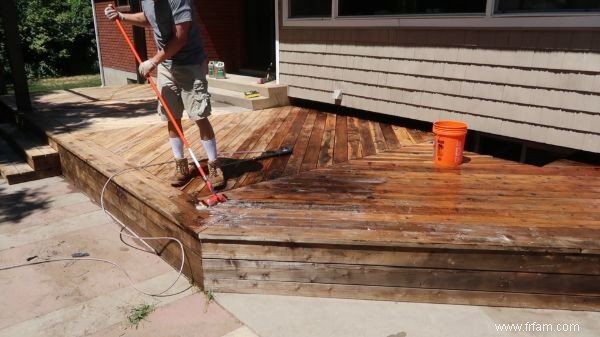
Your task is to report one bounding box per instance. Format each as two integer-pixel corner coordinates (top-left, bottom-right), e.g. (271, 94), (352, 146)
(114, 18), (220, 195)
(114, 19), (191, 149)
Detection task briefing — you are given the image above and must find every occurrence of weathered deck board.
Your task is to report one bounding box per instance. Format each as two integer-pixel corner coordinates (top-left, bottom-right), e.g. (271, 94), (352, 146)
(204, 279), (600, 312)
(198, 139), (599, 310)
(201, 145), (600, 254)
(200, 242), (600, 275)
(282, 112), (318, 175)
(6, 85), (599, 311)
(203, 259), (600, 295)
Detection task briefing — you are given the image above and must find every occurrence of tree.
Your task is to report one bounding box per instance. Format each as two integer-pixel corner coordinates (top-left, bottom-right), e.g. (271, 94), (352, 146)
(0, 16), (7, 94)
(10, 0), (97, 79)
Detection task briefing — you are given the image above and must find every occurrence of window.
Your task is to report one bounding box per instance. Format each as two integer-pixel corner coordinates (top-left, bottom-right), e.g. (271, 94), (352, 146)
(289, 0), (332, 18)
(284, 0), (600, 27)
(496, 0), (600, 13)
(339, 0), (487, 16)
(115, 0), (131, 6)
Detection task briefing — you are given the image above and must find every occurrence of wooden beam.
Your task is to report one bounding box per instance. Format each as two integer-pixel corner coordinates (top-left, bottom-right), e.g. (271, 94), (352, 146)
(129, 0), (147, 84)
(205, 279), (600, 312)
(0, 67), (7, 95)
(0, 0), (31, 111)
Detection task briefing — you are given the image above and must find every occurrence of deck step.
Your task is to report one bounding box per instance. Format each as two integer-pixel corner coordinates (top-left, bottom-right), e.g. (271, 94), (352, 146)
(0, 124), (60, 171)
(209, 87), (271, 110)
(208, 74), (289, 110)
(0, 123), (61, 185)
(0, 136), (61, 185)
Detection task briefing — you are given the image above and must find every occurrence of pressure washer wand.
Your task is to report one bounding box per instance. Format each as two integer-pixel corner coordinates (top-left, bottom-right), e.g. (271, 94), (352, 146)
(114, 19), (226, 206)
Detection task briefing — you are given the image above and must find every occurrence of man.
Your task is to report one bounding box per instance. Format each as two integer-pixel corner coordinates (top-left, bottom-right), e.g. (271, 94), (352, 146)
(104, 1), (224, 188)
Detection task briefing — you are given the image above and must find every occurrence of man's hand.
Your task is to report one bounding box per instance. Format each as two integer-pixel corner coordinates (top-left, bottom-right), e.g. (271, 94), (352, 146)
(138, 60), (157, 77)
(104, 4), (123, 21)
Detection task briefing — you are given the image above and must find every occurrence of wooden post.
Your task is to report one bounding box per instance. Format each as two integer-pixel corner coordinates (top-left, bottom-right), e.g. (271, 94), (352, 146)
(0, 0), (31, 111)
(129, 0), (147, 84)
(0, 67), (7, 95)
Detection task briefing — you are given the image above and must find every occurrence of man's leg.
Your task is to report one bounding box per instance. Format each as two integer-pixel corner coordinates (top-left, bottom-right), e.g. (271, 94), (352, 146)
(196, 118), (224, 187)
(157, 64), (189, 187)
(167, 118), (191, 187)
(196, 118), (216, 160)
(176, 61), (225, 188)
(168, 118), (185, 158)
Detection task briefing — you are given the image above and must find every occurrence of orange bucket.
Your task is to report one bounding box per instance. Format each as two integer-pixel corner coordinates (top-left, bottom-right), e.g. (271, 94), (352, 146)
(432, 121), (468, 167)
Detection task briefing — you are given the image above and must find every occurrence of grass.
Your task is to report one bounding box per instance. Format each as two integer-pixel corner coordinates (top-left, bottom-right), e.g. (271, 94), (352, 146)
(126, 303), (157, 329)
(28, 74), (101, 92)
(204, 290), (215, 312)
(5, 74), (101, 94)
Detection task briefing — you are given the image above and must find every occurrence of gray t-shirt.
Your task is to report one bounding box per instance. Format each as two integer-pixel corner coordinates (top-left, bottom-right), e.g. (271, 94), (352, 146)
(141, 0), (206, 66)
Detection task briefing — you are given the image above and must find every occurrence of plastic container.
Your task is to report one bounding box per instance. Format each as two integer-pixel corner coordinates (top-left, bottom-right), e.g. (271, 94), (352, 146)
(215, 61), (226, 79)
(208, 61), (215, 78)
(432, 120), (468, 167)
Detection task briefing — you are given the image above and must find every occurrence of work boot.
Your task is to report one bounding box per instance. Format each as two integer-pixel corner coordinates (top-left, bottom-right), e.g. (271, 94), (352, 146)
(207, 159), (225, 188)
(171, 158), (190, 187)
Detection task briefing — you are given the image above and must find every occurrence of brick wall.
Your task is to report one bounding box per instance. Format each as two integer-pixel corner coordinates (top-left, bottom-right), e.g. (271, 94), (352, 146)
(95, 0), (138, 75)
(197, 0), (243, 72)
(95, 0), (244, 76)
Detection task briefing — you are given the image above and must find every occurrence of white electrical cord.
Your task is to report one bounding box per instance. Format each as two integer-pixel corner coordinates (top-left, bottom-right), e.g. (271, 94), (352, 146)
(99, 162), (186, 296)
(0, 160), (188, 298)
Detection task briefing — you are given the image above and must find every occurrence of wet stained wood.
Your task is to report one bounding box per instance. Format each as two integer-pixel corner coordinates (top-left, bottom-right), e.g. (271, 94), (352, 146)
(318, 114), (337, 168)
(333, 115), (348, 164)
(236, 107), (299, 188)
(379, 123), (400, 150)
(263, 108), (309, 180)
(347, 117), (363, 159)
(227, 107), (292, 188)
(370, 120), (388, 153)
(300, 112), (327, 172)
(358, 118), (376, 156)
(282, 111), (318, 176)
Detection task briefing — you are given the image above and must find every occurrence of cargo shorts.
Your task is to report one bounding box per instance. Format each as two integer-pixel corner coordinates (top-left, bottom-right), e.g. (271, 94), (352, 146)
(156, 60), (212, 122)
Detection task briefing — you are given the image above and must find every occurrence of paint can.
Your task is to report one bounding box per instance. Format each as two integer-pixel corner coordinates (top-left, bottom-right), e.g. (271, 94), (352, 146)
(215, 61), (226, 79)
(208, 60), (215, 78)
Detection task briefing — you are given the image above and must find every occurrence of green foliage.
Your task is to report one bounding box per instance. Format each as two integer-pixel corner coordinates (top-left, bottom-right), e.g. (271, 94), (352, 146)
(6, 0), (98, 79)
(204, 289), (215, 312)
(126, 303), (157, 329)
(1, 15), (11, 92)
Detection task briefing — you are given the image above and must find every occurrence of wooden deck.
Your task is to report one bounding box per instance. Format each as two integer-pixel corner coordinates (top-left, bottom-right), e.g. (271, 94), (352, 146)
(3, 85), (599, 311)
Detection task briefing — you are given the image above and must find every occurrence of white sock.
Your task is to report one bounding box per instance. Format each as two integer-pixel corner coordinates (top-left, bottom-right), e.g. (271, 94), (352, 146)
(170, 137), (184, 159)
(202, 138), (218, 161)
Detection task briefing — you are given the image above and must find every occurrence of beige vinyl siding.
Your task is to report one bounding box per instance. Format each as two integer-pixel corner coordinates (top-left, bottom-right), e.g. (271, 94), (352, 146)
(279, 29), (600, 152)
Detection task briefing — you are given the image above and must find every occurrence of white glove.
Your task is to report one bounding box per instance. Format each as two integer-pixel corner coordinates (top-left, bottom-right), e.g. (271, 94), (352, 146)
(138, 59), (157, 77)
(104, 5), (123, 21)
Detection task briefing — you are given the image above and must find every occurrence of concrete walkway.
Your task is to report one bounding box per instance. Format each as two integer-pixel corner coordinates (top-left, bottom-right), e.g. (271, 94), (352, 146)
(1, 176), (599, 337)
(216, 293), (600, 337)
(0, 176), (258, 337)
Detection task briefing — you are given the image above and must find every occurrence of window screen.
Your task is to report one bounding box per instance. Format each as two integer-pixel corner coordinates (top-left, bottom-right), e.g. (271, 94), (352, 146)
(289, 0), (332, 18)
(338, 0), (487, 16)
(496, 0), (600, 13)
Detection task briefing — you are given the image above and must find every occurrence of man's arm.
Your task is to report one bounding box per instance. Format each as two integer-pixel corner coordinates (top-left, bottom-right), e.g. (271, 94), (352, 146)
(104, 4), (150, 27)
(121, 11), (151, 27)
(138, 21), (191, 77)
(148, 21), (191, 65)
